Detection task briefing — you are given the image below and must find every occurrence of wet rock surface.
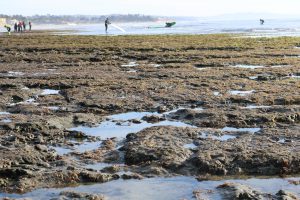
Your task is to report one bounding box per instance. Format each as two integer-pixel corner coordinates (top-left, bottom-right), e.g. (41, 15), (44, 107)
(217, 182), (299, 200)
(124, 126), (300, 176)
(0, 34), (299, 198)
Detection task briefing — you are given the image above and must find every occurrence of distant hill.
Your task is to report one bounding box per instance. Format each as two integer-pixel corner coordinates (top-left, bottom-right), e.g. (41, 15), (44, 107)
(0, 14), (159, 24)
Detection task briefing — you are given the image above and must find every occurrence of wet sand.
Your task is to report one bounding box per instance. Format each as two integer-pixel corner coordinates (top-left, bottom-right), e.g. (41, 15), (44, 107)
(0, 33), (299, 199)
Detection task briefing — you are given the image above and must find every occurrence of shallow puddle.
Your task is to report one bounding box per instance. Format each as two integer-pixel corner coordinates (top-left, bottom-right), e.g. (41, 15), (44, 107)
(70, 120), (194, 140)
(85, 163), (124, 171)
(126, 70), (137, 73)
(121, 62), (138, 67)
(85, 163), (114, 171)
(194, 67), (208, 70)
(184, 143), (198, 149)
(1, 176), (299, 200)
(229, 90), (255, 96)
(249, 76), (258, 80)
(232, 65), (264, 69)
(51, 141), (103, 155)
(40, 89), (60, 95)
(213, 91), (220, 96)
(242, 105), (271, 109)
(149, 64), (161, 67)
(0, 118), (12, 123)
(70, 109), (196, 140)
(222, 127), (261, 134)
(0, 71), (25, 77)
(278, 138), (285, 144)
(200, 132), (236, 141)
(0, 112), (10, 115)
(9, 97), (39, 106)
(46, 106), (60, 111)
(290, 75), (300, 79)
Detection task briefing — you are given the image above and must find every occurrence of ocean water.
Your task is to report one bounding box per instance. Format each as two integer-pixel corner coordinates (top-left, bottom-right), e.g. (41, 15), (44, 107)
(33, 18), (300, 37)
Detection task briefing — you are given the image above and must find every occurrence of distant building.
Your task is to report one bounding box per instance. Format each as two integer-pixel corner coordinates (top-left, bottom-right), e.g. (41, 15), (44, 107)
(0, 18), (6, 26)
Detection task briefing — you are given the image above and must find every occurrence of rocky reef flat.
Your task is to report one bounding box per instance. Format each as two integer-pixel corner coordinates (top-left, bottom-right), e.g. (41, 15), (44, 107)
(0, 33), (299, 199)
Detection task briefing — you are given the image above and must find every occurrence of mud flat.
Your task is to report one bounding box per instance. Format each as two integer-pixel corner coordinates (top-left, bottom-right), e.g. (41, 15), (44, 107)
(0, 34), (299, 199)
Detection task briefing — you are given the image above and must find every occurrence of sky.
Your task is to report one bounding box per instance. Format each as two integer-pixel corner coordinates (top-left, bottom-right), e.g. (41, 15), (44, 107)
(1, 0), (300, 17)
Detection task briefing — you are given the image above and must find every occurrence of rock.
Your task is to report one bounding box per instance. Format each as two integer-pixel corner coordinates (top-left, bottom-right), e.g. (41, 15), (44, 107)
(79, 171), (118, 183)
(276, 190), (299, 200)
(66, 130), (87, 139)
(129, 119), (142, 124)
(35, 144), (48, 151)
(157, 106), (168, 113)
(51, 191), (105, 200)
(217, 182), (266, 200)
(100, 165), (121, 173)
(121, 173), (143, 180)
(141, 115), (165, 123)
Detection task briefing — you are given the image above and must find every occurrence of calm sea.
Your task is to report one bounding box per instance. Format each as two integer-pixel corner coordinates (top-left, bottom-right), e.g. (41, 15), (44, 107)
(24, 18), (300, 37)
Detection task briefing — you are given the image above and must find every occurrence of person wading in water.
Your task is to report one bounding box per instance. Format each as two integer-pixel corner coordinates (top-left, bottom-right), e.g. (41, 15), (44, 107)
(105, 18), (111, 33)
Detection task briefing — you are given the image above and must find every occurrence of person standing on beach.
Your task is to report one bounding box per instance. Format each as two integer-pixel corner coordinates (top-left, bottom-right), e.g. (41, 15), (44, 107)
(23, 21), (26, 31)
(4, 25), (11, 35)
(18, 21), (22, 32)
(14, 22), (18, 32)
(105, 18), (111, 33)
(29, 21), (32, 31)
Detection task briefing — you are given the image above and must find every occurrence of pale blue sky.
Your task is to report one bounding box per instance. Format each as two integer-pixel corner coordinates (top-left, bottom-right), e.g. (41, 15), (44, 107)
(1, 0), (300, 17)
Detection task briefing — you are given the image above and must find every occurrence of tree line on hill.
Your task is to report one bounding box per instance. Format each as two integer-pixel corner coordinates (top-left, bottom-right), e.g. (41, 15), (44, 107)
(0, 14), (159, 24)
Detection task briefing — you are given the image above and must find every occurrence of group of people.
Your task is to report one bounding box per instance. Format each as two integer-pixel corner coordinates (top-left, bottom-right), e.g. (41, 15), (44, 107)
(3, 21), (32, 35)
(14, 21), (32, 32)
